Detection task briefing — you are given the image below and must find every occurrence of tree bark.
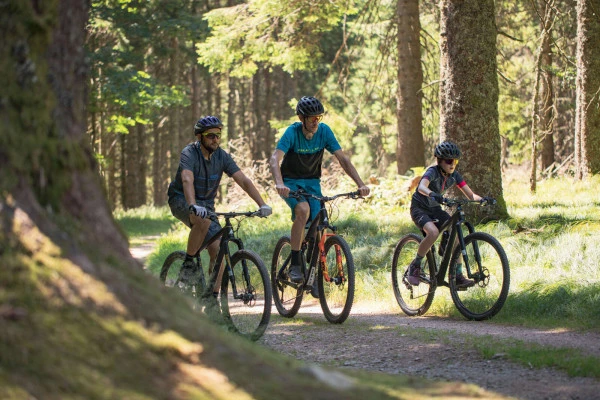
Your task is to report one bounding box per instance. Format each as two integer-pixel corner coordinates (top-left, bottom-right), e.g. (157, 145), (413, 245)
(396, 0), (425, 174)
(439, 0), (508, 220)
(575, 0), (600, 179)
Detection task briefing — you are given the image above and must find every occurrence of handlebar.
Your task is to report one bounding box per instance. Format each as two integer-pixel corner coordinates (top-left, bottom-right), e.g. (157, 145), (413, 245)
(287, 189), (363, 202)
(207, 210), (263, 219)
(442, 197), (496, 207)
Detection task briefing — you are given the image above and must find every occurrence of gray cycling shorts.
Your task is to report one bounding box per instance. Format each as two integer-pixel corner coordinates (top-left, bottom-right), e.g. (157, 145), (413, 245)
(168, 194), (222, 244)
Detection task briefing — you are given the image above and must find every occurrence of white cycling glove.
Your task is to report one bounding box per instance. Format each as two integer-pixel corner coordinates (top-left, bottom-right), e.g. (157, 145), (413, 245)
(258, 204), (272, 217)
(189, 204), (208, 218)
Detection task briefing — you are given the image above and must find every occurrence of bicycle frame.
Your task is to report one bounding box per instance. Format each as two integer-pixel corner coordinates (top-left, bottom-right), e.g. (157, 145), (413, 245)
(195, 214), (249, 299)
(435, 201), (479, 287)
(305, 199), (343, 287)
(290, 190), (357, 289)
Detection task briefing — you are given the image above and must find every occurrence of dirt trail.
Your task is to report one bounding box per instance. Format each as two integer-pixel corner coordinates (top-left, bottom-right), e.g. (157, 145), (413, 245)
(260, 300), (600, 400)
(130, 241), (600, 399)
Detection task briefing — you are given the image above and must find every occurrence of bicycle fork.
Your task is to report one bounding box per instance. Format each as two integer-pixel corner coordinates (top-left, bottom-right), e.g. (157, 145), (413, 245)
(319, 233), (346, 286)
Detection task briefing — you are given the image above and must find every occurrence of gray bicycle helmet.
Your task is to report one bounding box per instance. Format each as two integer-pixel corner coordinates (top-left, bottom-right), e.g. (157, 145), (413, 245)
(194, 116), (223, 135)
(434, 141), (461, 159)
(296, 96), (325, 116)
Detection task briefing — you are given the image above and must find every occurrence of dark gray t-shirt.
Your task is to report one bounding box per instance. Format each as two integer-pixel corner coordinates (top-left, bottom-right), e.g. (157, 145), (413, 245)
(168, 142), (240, 209)
(411, 165), (466, 210)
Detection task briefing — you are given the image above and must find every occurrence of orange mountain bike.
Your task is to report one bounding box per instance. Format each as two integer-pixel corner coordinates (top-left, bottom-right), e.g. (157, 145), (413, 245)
(271, 189), (362, 324)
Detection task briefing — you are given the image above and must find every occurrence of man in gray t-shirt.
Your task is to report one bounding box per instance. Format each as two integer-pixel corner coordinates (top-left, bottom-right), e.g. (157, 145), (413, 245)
(167, 116), (272, 289)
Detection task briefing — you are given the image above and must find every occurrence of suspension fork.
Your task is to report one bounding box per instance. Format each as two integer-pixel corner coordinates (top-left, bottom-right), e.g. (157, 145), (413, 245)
(461, 220), (483, 279)
(319, 229), (344, 283)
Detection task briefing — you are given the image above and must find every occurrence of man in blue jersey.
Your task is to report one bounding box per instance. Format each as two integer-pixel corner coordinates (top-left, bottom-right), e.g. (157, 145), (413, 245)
(168, 116), (272, 288)
(269, 97), (370, 287)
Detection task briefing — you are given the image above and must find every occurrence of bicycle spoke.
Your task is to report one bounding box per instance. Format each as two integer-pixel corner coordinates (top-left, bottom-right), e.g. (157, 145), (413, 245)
(449, 232), (510, 320)
(221, 250), (271, 341)
(391, 234), (436, 316)
(271, 236), (303, 318)
(319, 235), (355, 324)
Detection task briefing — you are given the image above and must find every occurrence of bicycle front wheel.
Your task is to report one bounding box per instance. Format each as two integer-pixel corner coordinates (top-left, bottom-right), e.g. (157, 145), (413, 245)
(318, 235), (355, 324)
(159, 251), (205, 295)
(220, 249), (272, 341)
(391, 234), (436, 316)
(449, 232), (510, 321)
(271, 236), (303, 318)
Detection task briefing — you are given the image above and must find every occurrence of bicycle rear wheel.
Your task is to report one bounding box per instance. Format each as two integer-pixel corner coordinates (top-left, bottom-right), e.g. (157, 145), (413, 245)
(159, 251), (205, 295)
(319, 235), (355, 324)
(391, 233), (436, 316)
(449, 232), (510, 320)
(271, 236), (303, 318)
(220, 249), (272, 341)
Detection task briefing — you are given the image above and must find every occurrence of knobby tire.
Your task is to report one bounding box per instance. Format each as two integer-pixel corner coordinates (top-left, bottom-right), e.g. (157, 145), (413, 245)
(391, 233), (436, 316)
(271, 236), (303, 317)
(221, 249), (272, 341)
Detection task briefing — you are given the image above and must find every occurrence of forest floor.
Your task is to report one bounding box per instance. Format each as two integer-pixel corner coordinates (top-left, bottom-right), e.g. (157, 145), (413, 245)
(131, 241), (600, 400)
(259, 299), (600, 400)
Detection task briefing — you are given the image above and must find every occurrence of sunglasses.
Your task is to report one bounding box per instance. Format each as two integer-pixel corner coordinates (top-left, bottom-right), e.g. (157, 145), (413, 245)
(443, 159), (458, 165)
(305, 115), (323, 123)
(203, 133), (221, 140)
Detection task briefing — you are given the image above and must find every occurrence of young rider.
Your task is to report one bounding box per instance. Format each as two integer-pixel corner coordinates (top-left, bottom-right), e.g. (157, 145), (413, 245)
(408, 141), (486, 287)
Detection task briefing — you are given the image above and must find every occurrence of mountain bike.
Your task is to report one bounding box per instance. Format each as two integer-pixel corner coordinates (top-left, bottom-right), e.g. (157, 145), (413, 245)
(391, 198), (510, 321)
(271, 189), (362, 324)
(160, 210), (272, 341)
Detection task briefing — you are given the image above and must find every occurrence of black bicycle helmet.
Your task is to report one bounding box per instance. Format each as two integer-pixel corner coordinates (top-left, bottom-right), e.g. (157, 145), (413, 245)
(194, 116), (223, 135)
(434, 141), (461, 159)
(296, 96), (325, 116)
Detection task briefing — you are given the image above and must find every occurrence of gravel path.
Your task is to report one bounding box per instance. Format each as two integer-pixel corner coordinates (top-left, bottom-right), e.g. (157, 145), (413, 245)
(130, 241), (600, 399)
(260, 300), (600, 400)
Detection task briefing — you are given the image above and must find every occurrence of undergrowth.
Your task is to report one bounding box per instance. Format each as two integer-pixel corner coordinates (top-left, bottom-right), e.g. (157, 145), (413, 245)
(119, 173), (600, 332)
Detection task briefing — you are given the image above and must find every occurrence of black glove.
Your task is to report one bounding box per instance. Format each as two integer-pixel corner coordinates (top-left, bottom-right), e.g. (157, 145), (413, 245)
(429, 192), (444, 204)
(189, 204), (208, 218)
(481, 196), (496, 205)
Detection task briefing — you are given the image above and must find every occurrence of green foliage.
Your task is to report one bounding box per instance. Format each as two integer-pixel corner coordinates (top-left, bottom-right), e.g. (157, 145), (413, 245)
(121, 172), (600, 333)
(88, 1), (194, 135)
(198, 0), (361, 76)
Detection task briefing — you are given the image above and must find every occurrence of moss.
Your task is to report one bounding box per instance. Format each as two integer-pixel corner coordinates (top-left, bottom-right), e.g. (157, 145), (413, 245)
(0, 0), (91, 208)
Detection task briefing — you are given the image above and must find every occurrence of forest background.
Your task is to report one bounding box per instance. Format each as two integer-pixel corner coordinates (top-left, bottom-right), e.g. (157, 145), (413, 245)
(2, 0), (600, 398)
(89, 0), (599, 216)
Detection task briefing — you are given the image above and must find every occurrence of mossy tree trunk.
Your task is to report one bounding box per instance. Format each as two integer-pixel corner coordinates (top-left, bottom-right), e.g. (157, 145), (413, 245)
(396, 0), (426, 175)
(439, 0), (508, 221)
(574, 0), (600, 179)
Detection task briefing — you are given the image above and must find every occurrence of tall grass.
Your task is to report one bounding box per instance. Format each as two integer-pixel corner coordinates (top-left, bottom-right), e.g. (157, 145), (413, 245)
(117, 174), (600, 331)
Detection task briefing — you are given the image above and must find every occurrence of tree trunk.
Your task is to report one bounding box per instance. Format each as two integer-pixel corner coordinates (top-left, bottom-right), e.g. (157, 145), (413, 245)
(228, 75), (239, 140)
(396, 0), (425, 174)
(539, 0), (557, 174)
(575, 0), (600, 179)
(439, 0), (508, 221)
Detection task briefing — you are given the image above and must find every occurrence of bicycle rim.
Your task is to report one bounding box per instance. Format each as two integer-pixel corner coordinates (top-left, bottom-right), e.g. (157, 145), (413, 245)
(391, 234), (436, 316)
(159, 251), (205, 296)
(271, 236), (303, 318)
(449, 232), (510, 320)
(221, 250), (272, 341)
(319, 235), (355, 324)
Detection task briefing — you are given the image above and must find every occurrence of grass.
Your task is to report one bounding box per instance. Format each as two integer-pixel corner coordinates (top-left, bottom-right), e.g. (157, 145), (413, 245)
(113, 173), (600, 382)
(118, 173), (600, 333)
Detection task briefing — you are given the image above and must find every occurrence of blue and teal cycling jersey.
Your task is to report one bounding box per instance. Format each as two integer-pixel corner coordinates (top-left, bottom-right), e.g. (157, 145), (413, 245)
(276, 122), (341, 179)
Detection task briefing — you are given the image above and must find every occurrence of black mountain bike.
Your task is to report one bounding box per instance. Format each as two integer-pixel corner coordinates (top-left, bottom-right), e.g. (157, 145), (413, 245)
(392, 198), (510, 321)
(271, 189), (362, 324)
(160, 210), (272, 341)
